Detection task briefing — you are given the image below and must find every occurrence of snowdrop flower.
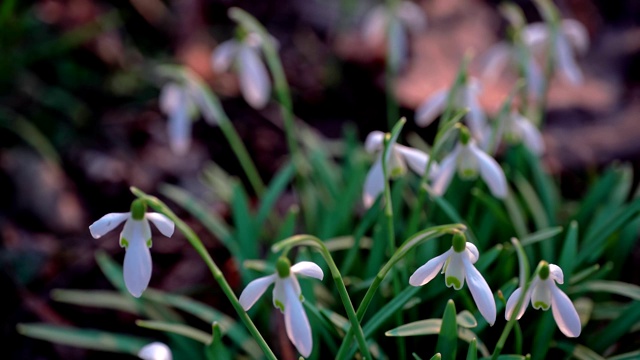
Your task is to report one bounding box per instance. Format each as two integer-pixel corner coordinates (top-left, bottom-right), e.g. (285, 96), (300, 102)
(362, 1), (427, 69)
(89, 200), (175, 298)
(415, 77), (488, 144)
(363, 130), (436, 208)
(410, 232), (496, 325)
(505, 262), (581, 337)
(138, 342), (172, 360)
(211, 31), (271, 109)
(522, 19), (589, 85)
(239, 257), (324, 357)
(430, 126), (507, 199)
(503, 110), (544, 155)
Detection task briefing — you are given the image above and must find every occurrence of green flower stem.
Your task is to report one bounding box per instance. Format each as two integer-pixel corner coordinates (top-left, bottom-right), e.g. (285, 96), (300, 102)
(335, 223), (466, 359)
(532, 0), (561, 127)
(228, 8), (301, 171)
(272, 235), (372, 360)
(130, 187), (277, 360)
(490, 239), (543, 360)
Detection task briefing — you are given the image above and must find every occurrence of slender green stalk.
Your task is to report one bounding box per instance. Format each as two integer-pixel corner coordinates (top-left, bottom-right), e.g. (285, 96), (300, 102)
(272, 235), (372, 359)
(228, 8), (301, 171)
(335, 224), (466, 359)
(130, 187), (277, 360)
(384, 0), (400, 130)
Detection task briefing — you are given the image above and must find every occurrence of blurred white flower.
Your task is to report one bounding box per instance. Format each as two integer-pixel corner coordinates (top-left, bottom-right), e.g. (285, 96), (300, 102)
(415, 77), (488, 144)
(363, 130), (436, 208)
(89, 200), (174, 298)
(239, 258), (324, 358)
(503, 110), (544, 155)
(138, 342), (172, 360)
(362, 1), (427, 69)
(430, 128), (507, 199)
(211, 32), (271, 109)
(505, 263), (581, 337)
(410, 234), (496, 325)
(522, 19), (589, 85)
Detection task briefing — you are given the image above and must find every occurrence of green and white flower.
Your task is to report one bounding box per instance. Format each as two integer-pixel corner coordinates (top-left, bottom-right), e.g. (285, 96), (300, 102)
(410, 233), (496, 325)
(138, 342), (172, 360)
(239, 258), (323, 358)
(505, 262), (581, 337)
(89, 200), (174, 298)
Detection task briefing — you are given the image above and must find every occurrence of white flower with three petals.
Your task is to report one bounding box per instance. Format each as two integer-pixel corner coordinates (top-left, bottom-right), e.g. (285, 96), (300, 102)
(409, 234), (497, 325)
(239, 258), (324, 358)
(430, 127), (507, 199)
(89, 200), (175, 298)
(505, 262), (581, 337)
(363, 130), (437, 208)
(138, 342), (172, 360)
(211, 32), (271, 109)
(415, 77), (488, 145)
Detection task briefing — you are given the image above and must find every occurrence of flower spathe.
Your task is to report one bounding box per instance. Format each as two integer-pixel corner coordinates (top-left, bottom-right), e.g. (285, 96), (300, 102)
(89, 200), (175, 298)
(409, 235), (496, 325)
(430, 129), (507, 199)
(505, 263), (581, 337)
(138, 342), (172, 360)
(363, 130), (437, 208)
(211, 32), (271, 109)
(239, 259), (324, 357)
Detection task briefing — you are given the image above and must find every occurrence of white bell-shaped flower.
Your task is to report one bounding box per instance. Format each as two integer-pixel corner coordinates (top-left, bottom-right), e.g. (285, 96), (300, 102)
(522, 19), (589, 85)
(505, 262), (581, 337)
(415, 77), (488, 144)
(89, 200), (175, 298)
(138, 342), (172, 360)
(363, 130), (437, 208)
(430, 126), (507, 199)
(409, 233), (497, 325)
(211, 32), (271, 109)
(503, 111), (544, 155)
(239, 258), (324, 358)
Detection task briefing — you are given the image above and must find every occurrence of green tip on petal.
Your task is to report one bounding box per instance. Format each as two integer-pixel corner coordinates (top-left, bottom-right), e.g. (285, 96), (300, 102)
(130, 199), (147, 220)
(539, 262), (550, 280)
(446, 276), (462, 289)
(120, 238), (129, 248)
(533, 301), (550, 310)
(452, 232), (467, 253)
(459, 125), (472, 145)
(276, 257), (291, 278)
(275, 299), (285, 312)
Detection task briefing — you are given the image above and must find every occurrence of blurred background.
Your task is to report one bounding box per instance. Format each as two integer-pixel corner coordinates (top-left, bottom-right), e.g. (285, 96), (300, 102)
(2, 0), (640, 358)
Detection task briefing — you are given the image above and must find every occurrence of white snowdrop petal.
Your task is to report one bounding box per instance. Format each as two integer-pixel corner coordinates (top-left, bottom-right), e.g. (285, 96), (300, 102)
(526, 56), (544, 99)
(415, 90), (448, 127)
(123, 233), (153, 298)
(463, 86), (488, 144)
(409, 249), (452, 286)
(273, 277), (287, 312)
(364, 131), (385, 153)
(562, 19), (589, 54)
(522, 22), (550, 50)
(159, 83), (183, 114)
(145, 213), (175, 238)
(554, 34), (583, 85)
(291, 261), (324, 280)
(239, 274), (277, 311)
(468, 143), (508, 198)
(531, 280), (552, 310)
(363, 156), (385, 208)
(211, 40), (239, 73)
(430, 151), (458, 196)
(167, 94), (192, 155)
(479, 42), (512, 79)
(463, 256), (496, 325)
(515, 114), (544, 155)
(548, 264), (564, 284)
(505, 287), (530, 321)
(444, 252), (466, 290)
(397, 1), (427, 33)
(89, 212), (129, 239)
(395, 144), (435, 176)
(138, 342), (172, 360)
(283, 279), (313, 357)
(238, 46), (271, 109)
(465, 242), (479, 264)
(362, 6), (387, 47)
(550, 283), (582, 337)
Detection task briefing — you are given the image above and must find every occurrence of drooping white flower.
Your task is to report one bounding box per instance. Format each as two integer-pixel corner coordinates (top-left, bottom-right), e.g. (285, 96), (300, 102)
(211, 32), (271, 109)
(138, 342), (172, 360)
(89, 200), (174, 298)
(505, 262), (581, 337)
(503, 110), (544, 155)
(415, 77), (488, 144)
(430, 126), (507, 199)
(409, 233), (496, 325)
(522, 19), (589, 86)
(362, 1), (427, 70)
(363, 130), (437, 208)
(239, 258), (324, 358)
